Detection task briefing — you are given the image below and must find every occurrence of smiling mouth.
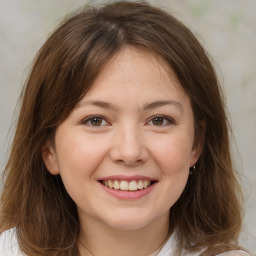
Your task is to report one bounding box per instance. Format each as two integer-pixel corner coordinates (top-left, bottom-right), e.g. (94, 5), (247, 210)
(100, 180), (156, 191)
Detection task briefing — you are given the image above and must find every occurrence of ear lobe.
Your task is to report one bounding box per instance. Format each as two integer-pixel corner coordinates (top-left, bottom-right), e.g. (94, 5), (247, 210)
(190, 140), (203, 167)
(42, 142), (60, 175)
(190, 121), (205, 167)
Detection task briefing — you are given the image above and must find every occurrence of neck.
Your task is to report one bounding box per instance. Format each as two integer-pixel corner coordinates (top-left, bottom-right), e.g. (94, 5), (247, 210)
(78, 212), (170, 256)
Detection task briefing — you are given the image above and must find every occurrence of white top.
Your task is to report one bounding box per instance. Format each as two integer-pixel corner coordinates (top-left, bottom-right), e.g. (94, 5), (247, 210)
(0, 229), (21, 256)
(157, 230), (254, 256)
(0, 228), (254, 256)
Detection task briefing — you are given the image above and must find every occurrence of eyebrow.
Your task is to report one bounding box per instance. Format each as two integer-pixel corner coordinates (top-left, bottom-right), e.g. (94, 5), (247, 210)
(143, 100), (183, 112)
(76, 100), (115, 109)
(76, 100), (183, 112)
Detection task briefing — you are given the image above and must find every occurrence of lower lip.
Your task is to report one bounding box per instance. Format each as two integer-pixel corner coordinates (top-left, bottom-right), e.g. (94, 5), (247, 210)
(99, 182), (156, 200)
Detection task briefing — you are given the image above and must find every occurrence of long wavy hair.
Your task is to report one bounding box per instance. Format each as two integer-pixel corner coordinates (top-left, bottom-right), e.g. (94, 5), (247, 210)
(0, 1), (243, 255)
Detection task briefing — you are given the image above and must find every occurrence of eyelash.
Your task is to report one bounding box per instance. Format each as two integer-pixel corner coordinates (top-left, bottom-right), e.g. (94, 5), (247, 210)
(81, 115), (110, 127)
(81, 115), (175, 127)
(147, 115), (175, 127)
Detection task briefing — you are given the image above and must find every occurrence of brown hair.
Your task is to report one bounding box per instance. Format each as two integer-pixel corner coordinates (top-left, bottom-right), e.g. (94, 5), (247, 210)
(0, 1), (243, 255)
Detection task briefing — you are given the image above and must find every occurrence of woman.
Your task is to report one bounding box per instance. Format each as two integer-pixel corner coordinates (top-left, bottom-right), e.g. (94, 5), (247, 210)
(0, 1), (254, 255)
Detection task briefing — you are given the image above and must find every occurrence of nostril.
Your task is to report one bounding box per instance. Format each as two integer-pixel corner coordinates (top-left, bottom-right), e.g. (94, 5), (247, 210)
(109, 138), (148, 165)
(115, 158), (144, 166)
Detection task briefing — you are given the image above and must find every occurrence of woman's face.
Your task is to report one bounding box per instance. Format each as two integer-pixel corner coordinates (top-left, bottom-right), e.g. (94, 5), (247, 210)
(43, 47), (201, 232)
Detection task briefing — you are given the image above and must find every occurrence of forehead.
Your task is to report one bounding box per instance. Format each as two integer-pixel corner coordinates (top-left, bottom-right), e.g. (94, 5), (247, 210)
(83, 46), (187, 102)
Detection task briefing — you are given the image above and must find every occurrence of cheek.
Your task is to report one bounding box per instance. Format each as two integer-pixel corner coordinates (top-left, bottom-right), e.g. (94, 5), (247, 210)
(157, 135), (192, 204)
(150, 134), (193, 174)
(55, 131), (108, 181)
(54, 132), (110, 206)
(154, 137), (191, 208)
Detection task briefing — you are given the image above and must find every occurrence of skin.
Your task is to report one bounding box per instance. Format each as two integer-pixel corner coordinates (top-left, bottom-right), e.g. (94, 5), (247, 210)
(42, 47), (202, 256)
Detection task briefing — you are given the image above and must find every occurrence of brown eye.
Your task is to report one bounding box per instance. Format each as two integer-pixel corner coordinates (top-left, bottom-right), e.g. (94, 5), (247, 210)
(148, 116), (174, 127)
(82, 115), (109, 127)
(90, 117), (103, 126)
(152, 117), (164, 126)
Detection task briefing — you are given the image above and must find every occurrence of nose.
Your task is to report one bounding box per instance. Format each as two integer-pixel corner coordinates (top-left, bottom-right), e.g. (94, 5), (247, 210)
(109, 125), (148, 166)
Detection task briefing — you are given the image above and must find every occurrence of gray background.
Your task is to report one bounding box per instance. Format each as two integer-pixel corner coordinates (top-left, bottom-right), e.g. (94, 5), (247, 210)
(0, 0), (255, 251)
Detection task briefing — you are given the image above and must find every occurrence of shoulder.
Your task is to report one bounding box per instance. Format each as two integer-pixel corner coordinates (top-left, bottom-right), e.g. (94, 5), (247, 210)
(183, 250), (255, 256)
(157, 231), (255, 256)
(0, 228), (24, 256)
(217, 251), (255, 256)
(183, 249), (255, 256)
(184, 250), (254, 256)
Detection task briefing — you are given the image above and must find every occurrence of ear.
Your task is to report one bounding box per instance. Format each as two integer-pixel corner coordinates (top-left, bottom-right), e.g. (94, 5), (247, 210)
(42, 141), (60, 175)
(190, 121), (205, 167)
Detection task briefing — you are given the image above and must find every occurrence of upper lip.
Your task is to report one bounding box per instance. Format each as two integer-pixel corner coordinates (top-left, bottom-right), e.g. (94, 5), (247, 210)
(98, 175), (157, 182)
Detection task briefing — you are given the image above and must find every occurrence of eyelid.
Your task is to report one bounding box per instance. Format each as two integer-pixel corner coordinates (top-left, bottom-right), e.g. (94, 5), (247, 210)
(81, 115), (110, 126)
(146, 115), (176, 126)
(79, 114), (175, 127)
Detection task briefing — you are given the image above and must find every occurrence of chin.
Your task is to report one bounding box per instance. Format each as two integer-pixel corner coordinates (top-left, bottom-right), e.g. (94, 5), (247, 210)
(107, 219), (151, 231)
(101, 210), (162, 232)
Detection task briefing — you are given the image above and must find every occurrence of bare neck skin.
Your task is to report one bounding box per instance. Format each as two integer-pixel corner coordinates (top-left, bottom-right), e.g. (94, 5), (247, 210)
(78, 211), (170, 256)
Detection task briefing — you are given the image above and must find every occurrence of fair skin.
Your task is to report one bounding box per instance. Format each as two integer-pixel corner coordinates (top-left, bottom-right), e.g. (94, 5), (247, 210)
(42, 47), (202, 256)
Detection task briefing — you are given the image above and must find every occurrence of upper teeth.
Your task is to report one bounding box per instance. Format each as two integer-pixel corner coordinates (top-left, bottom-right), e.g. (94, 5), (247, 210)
(102, 180), (151, 191)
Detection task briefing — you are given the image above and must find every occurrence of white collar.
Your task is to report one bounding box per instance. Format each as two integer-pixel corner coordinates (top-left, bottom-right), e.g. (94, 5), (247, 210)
(157, 230), (202, 256)
(157, 230), (179, 256)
